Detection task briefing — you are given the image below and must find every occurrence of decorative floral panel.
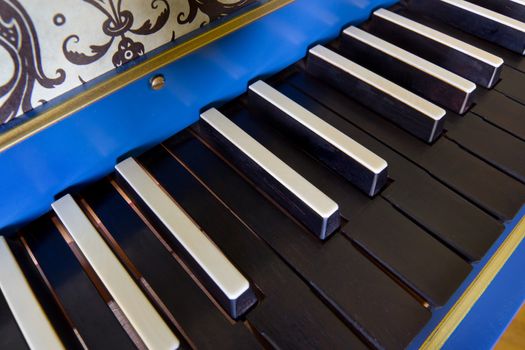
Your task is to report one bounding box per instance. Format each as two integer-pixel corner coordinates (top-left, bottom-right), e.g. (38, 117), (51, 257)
(0, 0), (255, 124)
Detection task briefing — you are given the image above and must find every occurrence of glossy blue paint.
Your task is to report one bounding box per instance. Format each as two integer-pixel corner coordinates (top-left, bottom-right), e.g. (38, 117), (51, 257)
(0, 0), (396, 231)
(443, 213), (525, 349)
(408, 206), (525, 350)
(2, 1), (523, 347)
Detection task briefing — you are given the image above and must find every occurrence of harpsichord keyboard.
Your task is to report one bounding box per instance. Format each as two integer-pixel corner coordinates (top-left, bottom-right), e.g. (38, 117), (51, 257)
(1, 2), (525, 349)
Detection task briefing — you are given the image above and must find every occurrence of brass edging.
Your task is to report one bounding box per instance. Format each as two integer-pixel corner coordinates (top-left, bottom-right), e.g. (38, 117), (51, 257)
(420, 214), (525, 349)
(0, 0), (293, 153)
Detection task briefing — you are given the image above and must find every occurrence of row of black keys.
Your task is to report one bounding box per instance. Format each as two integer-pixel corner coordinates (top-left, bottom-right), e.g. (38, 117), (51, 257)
(3, 2), (525, 350)
(3, 70), (524, 349)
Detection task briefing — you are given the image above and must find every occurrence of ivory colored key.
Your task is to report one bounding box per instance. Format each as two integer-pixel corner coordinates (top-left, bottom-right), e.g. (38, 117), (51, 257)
(52, 195), (180, 350)
(407, 0), (525, 54)
(468, 0), (525, 22)
(248, 80), (389, 196)
(340, 26), (476, 114)
(198, 108), (341, 239)
(307, 45), (446, 143)
(116, 157), (257, 317)
(0, 237), (65, 350)
(366, 9), (504, 88)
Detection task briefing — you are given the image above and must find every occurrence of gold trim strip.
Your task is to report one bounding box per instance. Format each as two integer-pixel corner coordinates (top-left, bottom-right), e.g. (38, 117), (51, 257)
(0, 0), (293, 154)
(420, 214), (525, 349)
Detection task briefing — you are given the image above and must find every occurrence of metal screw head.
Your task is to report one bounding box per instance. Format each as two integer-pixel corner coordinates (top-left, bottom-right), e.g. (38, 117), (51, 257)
(150, 74), (165, 90)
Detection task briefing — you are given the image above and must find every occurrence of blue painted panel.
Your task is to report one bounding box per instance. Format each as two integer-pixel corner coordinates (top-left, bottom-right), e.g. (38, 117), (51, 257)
(408, 206), (525, 350)
(0, 0), (396, 231)
(443, 222), (525, 349)
(0, 0), (523, 347)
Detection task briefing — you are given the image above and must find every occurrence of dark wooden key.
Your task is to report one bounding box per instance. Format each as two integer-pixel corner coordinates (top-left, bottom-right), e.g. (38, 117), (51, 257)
(393, 6), (525, 74)
(496, 66), (525, 106)
(307, 45), (446, 143)
(197, 107), (340, 240)
(341, 199), (471, 307)
(288, 71), (525, 221)
(0, 236), (65, 349)
(472, 90), (525, 141)
(0, 288), (29, 349)
(445, 112), (525, 183)
(277, 81), (503, 263)
(163, 134), (431, 349)
(139, 143), (368, 350)
(4, 237), (82, 349)
(365, 8), (504, 88)
(422, 140), (525, 219)
(248, 80), (389, 196)
(22, 218), (136, 350)
(116, 157), (257, 320)
(381, 171), (503, 262)
(52, 195), (180, 349)
(82, 180), (261, 350)
(468, 0), (525, 22)
(220, 104), (471, 307)
(339, 25), (476, 113)
(407, 0), (525, 54)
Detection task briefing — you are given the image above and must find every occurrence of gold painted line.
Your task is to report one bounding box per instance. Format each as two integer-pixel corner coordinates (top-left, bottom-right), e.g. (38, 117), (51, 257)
(0, 0), (293, 154)
(420, 214), (525, 349)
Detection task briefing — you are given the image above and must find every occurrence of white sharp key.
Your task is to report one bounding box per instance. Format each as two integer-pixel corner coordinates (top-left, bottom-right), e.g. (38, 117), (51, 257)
(0, 237), (65, 350)
(115, 157), (256, 318)
(440, 0), (525, 30)
(52, 195), (179, 350)
(248, 80), (388, 196)
(341, 26), (476, 114)
(468, 0), (525, 23)
(198, 108), (341, 239)
(369, 8), (504, 88)
(307, 45), (446, 143)
(408, 0), (525, 54)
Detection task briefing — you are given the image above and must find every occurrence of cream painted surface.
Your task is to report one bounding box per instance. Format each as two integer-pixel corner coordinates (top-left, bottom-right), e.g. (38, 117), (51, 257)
(0, 0), (248, 123)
